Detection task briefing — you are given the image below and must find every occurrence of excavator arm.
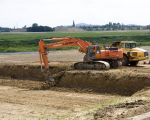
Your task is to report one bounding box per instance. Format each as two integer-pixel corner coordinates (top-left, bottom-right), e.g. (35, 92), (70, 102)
(38, 37), (92, 70)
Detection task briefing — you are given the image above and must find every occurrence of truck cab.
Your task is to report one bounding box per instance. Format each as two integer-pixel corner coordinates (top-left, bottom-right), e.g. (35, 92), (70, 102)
(112, 41), (149, 66)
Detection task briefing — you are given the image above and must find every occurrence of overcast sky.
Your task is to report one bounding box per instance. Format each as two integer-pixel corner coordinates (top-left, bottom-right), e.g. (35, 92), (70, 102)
(0, 0), (150, 28)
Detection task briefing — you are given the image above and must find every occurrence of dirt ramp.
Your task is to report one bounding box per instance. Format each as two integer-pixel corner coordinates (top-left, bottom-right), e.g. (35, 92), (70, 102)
(57, 71), (150, 95)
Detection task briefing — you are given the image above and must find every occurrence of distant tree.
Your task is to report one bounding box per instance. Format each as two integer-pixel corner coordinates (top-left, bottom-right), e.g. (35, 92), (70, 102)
(77, 22), (150, 31)
(0, 27), (10, 32)
(147, 25), (150, 30)
(27, 23), (54, 32)
(108, 22), (113, 30)
(32, 23), (38, 27)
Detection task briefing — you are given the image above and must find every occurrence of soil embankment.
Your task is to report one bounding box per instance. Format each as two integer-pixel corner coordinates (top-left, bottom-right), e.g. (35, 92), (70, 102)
(0, 64), (150, 96)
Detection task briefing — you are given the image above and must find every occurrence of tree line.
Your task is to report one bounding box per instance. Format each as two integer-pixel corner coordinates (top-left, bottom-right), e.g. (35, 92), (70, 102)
(27, 23), (54, 32)
(78, 22), (150, 31)
(0, 23), (54, 32)
(0, 22), (150, 32)
(0, 27), (10, 32)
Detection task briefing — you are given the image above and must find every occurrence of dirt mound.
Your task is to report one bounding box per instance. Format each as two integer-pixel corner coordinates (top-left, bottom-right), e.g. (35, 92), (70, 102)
(94, 100), (150, 120)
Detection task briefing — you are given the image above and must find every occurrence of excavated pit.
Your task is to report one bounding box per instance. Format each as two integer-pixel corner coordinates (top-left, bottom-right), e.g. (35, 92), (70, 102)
(0, 64), (150, 96)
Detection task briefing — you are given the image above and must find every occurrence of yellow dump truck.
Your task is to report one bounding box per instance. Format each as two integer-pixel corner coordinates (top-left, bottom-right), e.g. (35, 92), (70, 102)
(111, 41), (149, 66)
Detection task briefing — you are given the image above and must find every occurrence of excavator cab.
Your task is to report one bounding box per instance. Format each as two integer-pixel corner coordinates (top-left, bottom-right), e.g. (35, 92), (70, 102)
(83, 45), (101, 62)
(87, 45), (100, 57)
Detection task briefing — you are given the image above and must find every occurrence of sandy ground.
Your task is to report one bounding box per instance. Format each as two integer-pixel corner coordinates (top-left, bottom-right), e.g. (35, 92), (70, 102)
(0, 85), (120, 120)
(0, 84), (149, 120)
(0, 50), (84, 64)
(0, 47), (150, 120)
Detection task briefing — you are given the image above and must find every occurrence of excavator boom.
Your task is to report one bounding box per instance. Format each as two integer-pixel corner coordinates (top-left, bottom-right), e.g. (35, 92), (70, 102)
(46, 37), (91, 53)
(39, 37), (92, 69)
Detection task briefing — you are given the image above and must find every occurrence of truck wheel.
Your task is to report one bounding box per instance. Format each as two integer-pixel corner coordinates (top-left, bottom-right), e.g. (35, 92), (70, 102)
(122, 55), (129, 66)
(130, 61), (139, 66)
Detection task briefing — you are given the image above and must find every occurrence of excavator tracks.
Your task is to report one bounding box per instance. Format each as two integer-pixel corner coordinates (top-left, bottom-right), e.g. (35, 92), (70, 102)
(74, 61), (110, 70)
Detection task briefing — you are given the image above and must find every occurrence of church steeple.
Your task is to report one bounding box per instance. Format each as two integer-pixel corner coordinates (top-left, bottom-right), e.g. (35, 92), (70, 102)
(72, 20), (75, 27)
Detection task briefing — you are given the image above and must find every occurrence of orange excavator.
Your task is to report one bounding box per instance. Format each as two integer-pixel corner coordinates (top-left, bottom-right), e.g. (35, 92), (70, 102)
(38, 37), (123, 70)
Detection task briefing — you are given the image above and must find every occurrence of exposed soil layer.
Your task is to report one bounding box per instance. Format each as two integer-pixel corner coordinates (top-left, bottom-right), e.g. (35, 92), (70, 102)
(58, 70), (150, 96)
(0, 64), (150, 96)
(0, 79), (49, 90)
(0, 64), (66, 81)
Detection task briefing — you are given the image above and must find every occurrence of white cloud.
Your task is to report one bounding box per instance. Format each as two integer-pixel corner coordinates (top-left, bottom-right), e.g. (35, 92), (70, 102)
(0, 0), (150, 27)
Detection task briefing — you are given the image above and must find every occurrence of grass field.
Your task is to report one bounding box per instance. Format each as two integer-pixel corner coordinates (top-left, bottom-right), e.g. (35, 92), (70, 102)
(0, 31), (150, 52)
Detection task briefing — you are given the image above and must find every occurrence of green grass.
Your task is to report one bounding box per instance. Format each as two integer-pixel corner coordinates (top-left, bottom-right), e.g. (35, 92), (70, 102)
(0, 31), (150, 52)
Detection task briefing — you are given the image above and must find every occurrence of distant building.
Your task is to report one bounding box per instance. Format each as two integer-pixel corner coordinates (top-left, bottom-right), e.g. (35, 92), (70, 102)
(54, 26), (84, 32)
(11, 26), (27, 32)
(11, 28), (27, 32)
